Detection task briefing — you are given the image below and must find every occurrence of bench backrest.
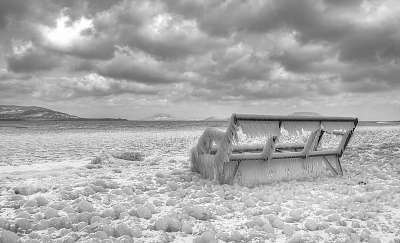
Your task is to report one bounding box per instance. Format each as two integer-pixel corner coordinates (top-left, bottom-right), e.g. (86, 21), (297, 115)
(228, 113), (358, 158)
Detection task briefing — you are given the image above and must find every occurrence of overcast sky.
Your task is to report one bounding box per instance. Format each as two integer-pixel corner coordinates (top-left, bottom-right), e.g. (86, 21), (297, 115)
(0, 0), (399, 120)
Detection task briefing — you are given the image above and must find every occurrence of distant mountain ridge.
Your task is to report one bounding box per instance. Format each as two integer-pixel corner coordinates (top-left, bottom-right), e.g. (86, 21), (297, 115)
(0, 105), (80, 120)
(0, 105), (127, 121)
(203, 116), (228, 121)
(290, 112), (322, 116)
(143, 113), (177, 121)
(143, 113), (229, 121)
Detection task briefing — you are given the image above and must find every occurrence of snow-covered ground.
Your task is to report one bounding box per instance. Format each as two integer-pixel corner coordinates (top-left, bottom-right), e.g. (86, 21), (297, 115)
(0, 125), (400, 242)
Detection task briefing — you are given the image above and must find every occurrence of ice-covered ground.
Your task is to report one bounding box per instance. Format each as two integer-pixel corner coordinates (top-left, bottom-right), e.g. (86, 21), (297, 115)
(0, 125), (400, 242)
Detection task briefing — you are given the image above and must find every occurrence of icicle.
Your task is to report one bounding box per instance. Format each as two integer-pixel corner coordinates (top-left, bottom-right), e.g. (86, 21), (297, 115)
(196, 154), (217, 180)
(302, 157), (326, 177)
(322, 121), (355, 132)
(318, 133), (342, 149)
(214, 116), (239, 183)
(234, 157), (328, 186)
(282, 121), (320, 135)
(191, 115), (239, 184)
(238, 120), (280, 138)
(190, 147), (200, 173)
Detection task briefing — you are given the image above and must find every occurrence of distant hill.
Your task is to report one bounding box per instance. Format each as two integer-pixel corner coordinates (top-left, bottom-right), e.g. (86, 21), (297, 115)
(0, 105), (127, 121)
(290, 112), (322, 116)
(203, 116), (229, 121)
(0, 105), (80, 120)
(143, 113), (177, 121)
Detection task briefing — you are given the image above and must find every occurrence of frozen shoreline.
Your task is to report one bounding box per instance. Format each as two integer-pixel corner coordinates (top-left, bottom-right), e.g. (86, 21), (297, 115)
(1, 126), (400, 242)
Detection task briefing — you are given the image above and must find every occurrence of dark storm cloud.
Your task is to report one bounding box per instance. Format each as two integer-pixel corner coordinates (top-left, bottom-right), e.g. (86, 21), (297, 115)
(90, 1), (228, 61)
(0, 0), (29, 28)
(210, 46), (271, 81)
(121, 30), (225, 60)
(96, 53), (181, 84)
(342, 64), (400, 87)
(0, 0), (400, 103)
(0, 0), (65, 30)
(270, 46), (329, 73)
(338, 25), (400, 64)
(324, 0), (364, 8)
(54, 0), (123, 17)
(7, 47), (60, 73)
(70, 60), (96, 72)
(165, 0), (354, 42)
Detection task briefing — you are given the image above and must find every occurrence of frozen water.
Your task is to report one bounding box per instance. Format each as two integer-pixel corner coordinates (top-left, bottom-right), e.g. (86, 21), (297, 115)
(0, 122), (399, 242)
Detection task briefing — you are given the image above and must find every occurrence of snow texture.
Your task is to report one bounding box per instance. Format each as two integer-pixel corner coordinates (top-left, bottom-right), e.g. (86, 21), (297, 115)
(0, 125), (399, 242)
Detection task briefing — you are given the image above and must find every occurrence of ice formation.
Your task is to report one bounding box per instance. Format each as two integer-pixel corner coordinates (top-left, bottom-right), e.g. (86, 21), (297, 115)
(0, 124), (399, 242)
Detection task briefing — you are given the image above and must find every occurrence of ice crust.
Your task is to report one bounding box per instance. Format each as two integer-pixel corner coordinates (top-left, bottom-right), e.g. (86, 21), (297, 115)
(0, 126), (400, 242)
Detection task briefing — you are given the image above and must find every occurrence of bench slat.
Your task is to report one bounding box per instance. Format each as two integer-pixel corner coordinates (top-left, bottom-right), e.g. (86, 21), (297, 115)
(234, 113), (358, 122)
(229, 149), (338, 161)
(210, 143), (305, 154)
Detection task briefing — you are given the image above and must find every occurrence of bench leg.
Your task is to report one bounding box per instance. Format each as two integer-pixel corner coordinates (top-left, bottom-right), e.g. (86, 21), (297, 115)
(323, 156), (338, 176)
(220, 161), (240, 184)
(335, 157), (343, 176)
(323, 156), (344, 176)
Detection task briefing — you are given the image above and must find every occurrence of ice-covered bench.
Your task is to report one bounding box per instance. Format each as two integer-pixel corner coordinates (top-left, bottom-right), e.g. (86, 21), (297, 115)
(190, 113), (358, 186)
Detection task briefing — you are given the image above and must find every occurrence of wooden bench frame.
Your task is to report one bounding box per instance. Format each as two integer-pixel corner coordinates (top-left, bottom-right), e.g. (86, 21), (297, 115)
(191, 113), (358, 184)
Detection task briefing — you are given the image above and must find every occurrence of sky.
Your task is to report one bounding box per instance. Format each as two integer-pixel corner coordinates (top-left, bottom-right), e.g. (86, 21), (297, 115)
(0, 0), (399, 120)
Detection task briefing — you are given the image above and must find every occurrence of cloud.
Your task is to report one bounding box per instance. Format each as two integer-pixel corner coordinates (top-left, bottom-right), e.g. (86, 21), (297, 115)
(270, 41), (331, 73)
(324, 0), (363, 7)
(0, 75), (35, 99)
(122, 14), (226, 60)
(165, 0), (354, 41)
(6, 42), (60, 73)
(89, 1), (228, 60)
(0, 70), (31, 81)
(338, 25), (400, 64)
(32, 73), (160, 100)
(39, 13), (116, 60)
(0, 0), (29, 28)
(0, 72), (160, 101)
(0, 0), (400, 120)
(95, 49), (182, 84)
(53, 0), (124, 18)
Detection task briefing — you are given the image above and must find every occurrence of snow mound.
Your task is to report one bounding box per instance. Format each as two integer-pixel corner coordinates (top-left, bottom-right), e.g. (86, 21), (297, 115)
(114, 223), (142, 238)
(304, 218), (319, 231)
(154, 215), (181, 232)
(35, 196), (49, 206)
(44, 208), (59, 219)
(185, 206), (212, 220)
(13, 185), (42, 195)
(136, 205), (152, 219)
(112, 151), (144, 161)
(0, 229), (19, 243)
(75, 200), (94, 213)
(194, 231), (217, 243)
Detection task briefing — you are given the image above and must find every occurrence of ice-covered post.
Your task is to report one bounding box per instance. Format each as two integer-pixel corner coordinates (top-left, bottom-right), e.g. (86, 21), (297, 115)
(214, 114), (238, 184)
